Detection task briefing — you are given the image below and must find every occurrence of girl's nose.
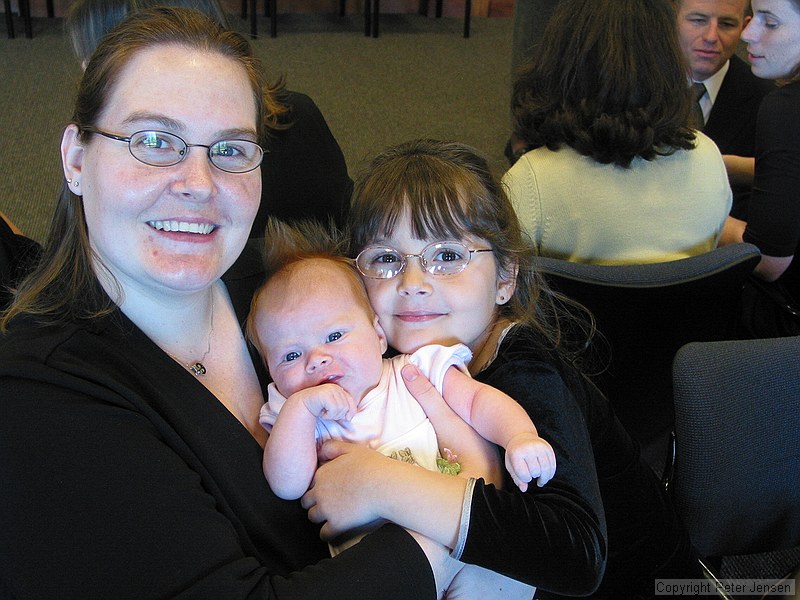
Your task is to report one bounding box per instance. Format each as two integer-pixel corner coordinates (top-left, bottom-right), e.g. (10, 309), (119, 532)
(396, 258), (433, 296)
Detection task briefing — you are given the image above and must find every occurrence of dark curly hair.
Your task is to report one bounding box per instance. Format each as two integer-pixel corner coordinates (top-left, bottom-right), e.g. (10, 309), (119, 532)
(511, 0), (697, 167)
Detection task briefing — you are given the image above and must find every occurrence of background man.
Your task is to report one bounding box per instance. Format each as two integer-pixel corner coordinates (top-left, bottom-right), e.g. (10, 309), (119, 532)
(675, 0), (774, 215)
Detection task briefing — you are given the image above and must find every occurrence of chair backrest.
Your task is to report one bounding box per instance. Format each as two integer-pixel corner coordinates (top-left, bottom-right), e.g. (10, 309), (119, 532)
(534, 243), (760, 447)
(671, 337), (800, 558)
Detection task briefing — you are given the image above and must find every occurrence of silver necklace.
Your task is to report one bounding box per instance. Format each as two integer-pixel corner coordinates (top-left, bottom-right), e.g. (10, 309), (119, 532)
(166, 291), (215, 377)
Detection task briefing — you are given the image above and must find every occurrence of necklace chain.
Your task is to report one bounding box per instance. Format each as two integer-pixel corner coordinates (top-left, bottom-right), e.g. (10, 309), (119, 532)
(164, 291), (215, 377)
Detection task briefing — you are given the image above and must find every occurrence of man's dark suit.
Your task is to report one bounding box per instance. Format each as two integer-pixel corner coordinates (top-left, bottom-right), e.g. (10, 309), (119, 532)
(703, 54), (774, 217)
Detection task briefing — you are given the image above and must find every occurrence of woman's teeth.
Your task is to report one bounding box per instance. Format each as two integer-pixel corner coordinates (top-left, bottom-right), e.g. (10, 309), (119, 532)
(148, 220), (216, 234)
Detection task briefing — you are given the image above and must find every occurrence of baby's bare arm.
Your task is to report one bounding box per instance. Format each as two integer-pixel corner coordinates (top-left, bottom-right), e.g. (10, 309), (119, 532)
(442, 368), (556, 489)
(264, 384), (357, 500)
(403, 365), (503, 486)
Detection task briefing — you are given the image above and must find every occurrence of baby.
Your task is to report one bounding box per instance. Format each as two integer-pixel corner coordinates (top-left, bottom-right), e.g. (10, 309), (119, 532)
(247, 223), (554, 598)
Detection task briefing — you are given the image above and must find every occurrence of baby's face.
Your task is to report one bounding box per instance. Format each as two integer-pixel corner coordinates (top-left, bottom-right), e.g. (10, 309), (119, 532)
(254, 262), (387, 403)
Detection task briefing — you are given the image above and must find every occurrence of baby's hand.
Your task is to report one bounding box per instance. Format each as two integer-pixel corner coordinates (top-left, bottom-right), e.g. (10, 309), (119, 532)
(504, 432), (557, 491)
(293, 383), (357, 422)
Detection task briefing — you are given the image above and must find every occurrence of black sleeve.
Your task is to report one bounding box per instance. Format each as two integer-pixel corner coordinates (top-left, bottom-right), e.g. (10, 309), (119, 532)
(743, 85), (800, 257)
(0, 369), (434, 600)
(464, 360), (607, 596)
(0, 217), (42, 309)
(252, 91), (353, 238)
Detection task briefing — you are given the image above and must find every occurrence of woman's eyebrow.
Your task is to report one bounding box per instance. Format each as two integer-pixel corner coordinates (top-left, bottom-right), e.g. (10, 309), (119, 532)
(121, 112), (184, 132)
(120, 112), (257, 140)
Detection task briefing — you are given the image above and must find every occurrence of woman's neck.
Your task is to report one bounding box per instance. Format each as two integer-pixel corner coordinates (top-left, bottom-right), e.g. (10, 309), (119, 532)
(100, 273), (219, 363)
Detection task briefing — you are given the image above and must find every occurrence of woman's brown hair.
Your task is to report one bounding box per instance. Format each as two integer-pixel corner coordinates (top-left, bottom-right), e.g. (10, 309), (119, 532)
(511, 0), (697, 167)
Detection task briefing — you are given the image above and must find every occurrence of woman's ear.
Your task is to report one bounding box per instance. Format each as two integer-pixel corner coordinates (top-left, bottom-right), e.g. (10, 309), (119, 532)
(61, 124), (84, 197)
(496, 260), (518, 305)
(374, 314), (389, 354)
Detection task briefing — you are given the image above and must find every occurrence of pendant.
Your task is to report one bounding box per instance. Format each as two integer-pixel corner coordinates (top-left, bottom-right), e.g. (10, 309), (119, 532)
(188, 362), (207, 376)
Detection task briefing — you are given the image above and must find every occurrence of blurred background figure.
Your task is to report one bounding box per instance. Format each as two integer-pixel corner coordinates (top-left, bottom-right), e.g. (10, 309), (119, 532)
(503, 0), (731, 265)
(720, 0), (800, 337)
(674, 0), (774, 217)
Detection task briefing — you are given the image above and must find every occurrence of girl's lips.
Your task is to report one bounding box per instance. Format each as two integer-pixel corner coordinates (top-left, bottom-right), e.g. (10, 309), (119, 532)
(394, 312), (444, 322)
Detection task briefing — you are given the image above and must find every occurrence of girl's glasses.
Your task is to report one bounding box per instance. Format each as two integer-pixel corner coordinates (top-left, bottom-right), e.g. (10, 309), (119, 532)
(355, 241), (493, 279)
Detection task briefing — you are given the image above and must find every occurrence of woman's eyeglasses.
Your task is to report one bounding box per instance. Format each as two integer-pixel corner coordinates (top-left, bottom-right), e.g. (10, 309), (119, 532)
(81, 128), (264, 174)
(355, 241), (493, 279)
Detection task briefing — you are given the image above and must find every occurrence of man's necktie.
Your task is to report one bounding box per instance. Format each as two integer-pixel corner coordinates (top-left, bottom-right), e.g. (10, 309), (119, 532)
(690, 82), (707, 130)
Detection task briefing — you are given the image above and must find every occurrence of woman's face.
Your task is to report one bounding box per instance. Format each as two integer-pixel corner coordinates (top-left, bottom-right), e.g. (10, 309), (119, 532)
(61, 45), (261, 299)
(742, 0), (800, 79)
(361, 213), (515, 356)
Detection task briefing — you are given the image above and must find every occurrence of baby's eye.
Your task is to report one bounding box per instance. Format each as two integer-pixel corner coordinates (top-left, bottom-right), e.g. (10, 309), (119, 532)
(284, 351), (301, 362)
(327, 332), (343, 342)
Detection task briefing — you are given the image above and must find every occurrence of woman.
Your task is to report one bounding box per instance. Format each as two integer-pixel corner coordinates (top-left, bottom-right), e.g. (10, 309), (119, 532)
(0, 9), (444, 598)
(503, 0), (732, 265)
(303, 139), (699, 599)
(65, 0), (353, 237)
(719, 0), (800, 337)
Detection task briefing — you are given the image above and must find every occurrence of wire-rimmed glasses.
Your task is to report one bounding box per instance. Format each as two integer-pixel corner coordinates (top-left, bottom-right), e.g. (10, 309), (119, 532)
(81, 127), (264, 173)
(355, 241), (493, 279)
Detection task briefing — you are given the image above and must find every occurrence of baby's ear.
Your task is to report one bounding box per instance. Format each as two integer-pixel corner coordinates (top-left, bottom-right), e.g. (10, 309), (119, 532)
(373, 315), (389, 354)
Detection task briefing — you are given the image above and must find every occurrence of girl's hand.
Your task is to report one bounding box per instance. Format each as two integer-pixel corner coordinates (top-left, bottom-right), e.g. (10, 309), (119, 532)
(301, 440), (392, 540)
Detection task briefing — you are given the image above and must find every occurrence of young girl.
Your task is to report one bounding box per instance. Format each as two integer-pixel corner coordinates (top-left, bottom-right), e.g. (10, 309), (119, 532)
(303, 139), (700, 598)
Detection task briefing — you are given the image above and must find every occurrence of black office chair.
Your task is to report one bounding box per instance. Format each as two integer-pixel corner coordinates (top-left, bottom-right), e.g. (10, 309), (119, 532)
(241, 0), (347, 38)
(535, 243), (761, 472)
(365, 0), (472, 38)
(4, 0), (53, 38)
(666, 338), (800, 598)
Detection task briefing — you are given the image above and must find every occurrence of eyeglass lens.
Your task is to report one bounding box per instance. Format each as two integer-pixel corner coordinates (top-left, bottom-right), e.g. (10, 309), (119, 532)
(357, 242), (474, 279)
(129, 131), (263, 173)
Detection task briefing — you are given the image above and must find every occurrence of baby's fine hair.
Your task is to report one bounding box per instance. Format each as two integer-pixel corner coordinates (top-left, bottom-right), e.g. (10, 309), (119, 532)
(246, 218), (373, 351)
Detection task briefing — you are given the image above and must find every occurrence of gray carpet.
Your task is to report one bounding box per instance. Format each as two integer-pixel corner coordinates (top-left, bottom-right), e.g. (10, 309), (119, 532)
(0, 12), (514, 242)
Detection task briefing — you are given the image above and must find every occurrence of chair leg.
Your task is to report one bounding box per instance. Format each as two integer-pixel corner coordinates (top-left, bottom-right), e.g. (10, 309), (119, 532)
(372, 0), (379, 37)
(463, 0), (471, 38)
(19, 0), (32, 38)
(339, 0), (346, 17)
(4, 0), (14, 38)
(269, 0), (276, 38)
(249, 0), (257, 38)
(241, 0), (247, 19)
(435, 0), (443, 17)
(46, 0), (53, 18)
(364, 0), (371, 36)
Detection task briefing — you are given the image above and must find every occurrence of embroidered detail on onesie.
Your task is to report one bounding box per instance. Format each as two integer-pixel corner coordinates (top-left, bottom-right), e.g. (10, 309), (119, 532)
(436, 448), (462, 476)
(390, 447), (418, 464)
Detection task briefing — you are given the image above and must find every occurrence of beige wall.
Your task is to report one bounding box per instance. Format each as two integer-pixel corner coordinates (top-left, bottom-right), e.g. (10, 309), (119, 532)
(14, 0), (510, 19)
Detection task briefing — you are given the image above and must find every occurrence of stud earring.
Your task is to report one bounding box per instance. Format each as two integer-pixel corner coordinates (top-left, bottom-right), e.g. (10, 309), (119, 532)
(66, 178), (72, 184)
